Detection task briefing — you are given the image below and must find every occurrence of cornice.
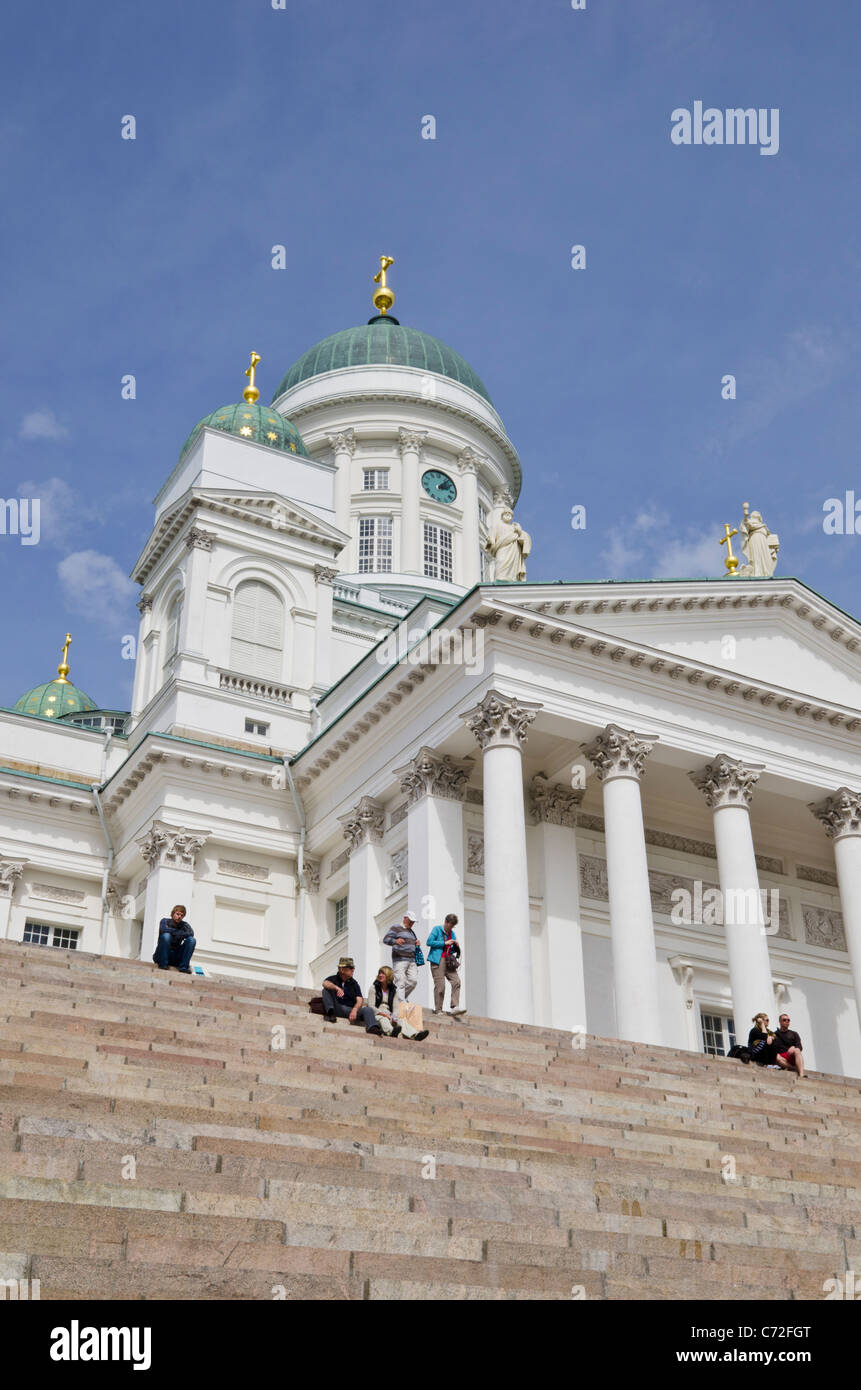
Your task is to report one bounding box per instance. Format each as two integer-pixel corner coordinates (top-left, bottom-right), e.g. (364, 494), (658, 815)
(132, 491), (347, 586)
(478, 598), (861, 735)
(102, 742), (284, 816)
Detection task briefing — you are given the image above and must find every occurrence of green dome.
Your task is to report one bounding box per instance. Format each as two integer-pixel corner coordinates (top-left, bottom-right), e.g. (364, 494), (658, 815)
(14, 677), (98, 720)
(272, 316), (493, 404)
(179, 401), (309, 461)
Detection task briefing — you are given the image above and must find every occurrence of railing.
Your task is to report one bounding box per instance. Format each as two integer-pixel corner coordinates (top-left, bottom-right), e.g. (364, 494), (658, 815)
(218, 670), (294, 705)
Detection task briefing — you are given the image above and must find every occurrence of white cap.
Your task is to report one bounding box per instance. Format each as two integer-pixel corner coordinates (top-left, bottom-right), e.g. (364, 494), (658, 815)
(404, 910), (417, 924)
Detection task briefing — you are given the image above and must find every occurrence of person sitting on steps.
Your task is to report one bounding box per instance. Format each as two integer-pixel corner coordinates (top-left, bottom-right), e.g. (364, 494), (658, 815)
(774, 1012), (806, 1079)
(153, 904), (196, 974)
(748, 1011), (778, 1067)
(321, 957), (382, 1035)
(370, 966), (429, 1041)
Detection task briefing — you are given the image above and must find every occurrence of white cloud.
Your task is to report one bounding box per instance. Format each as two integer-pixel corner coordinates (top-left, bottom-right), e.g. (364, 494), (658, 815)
(19, 409), (68, 441)
(16, 477), (97, 546)
(58, 551), (136, 630)
(602, 512), (726, 581)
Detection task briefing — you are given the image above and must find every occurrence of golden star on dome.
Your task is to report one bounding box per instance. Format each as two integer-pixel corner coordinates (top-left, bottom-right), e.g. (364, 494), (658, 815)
(240, 425), (253, 436)
(289, 442), (296, 452)
(266, 431), (278, 441)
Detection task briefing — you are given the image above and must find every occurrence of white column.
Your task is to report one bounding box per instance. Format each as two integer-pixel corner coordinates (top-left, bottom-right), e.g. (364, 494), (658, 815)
(137, 822), (209, 962)
(530, 776), (587, 1032)
(0, 859), (26, 940)
(398, 428), (426, 575)
(327, 429), (356, 564)
(395, 747), (470, 1010)
(583, 724), (662, 1046)
(691, 754), (774, 1033)
(339, 797), (387, 993)
(312, 565), (336, 692)
(458, 448), (482, 589)
(810, 788), (861, 1032)
(462, 690), (541, 1025)
(178, 527), (214, 662)
(131, 592), (154, 718)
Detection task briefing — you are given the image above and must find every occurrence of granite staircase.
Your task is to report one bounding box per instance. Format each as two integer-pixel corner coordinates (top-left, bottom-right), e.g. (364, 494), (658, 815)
(0, 939), (859, 1300)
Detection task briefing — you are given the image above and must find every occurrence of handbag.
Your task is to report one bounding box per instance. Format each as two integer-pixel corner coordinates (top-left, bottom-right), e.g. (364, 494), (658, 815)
(414, 945), (425, 966)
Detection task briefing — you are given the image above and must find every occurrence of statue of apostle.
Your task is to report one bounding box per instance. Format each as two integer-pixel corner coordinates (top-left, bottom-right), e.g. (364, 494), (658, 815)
(738, 502), (779, 578)
(484, 507), (532, 581)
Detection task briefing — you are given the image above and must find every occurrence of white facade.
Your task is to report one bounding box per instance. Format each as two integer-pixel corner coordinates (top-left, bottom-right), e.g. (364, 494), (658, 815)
(2, 335), (861, 1078)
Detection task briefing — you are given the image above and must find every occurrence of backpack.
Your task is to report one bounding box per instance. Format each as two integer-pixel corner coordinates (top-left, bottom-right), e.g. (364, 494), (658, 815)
(727, 1044), (751, 1064)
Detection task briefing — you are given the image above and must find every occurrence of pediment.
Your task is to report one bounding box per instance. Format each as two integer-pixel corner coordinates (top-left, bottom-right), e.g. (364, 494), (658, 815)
(489, 579), (861, 711)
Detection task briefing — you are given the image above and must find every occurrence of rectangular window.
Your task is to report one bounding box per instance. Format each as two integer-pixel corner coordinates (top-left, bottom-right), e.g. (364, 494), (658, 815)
(701, 1012), (736, 1057)
(358, 517), (392, 573)
(24, 922), (80, 950)
(423, 522), (453, 582)
(362, 468), (390, 491)
(333, 895), (348, 937)
(244, 718), (269, 737)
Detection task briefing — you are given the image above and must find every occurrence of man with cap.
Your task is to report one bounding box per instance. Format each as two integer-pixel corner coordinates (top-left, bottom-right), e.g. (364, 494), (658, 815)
(321, 957), (382, 1034)
(383, 911), (421, 1001)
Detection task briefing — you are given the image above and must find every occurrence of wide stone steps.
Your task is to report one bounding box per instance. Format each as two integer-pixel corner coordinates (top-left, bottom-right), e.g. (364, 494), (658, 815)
(0, 940), (859, 1299)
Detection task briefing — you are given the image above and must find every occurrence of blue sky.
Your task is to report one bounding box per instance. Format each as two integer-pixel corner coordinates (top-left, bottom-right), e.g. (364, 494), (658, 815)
(1, 0), (859, 711)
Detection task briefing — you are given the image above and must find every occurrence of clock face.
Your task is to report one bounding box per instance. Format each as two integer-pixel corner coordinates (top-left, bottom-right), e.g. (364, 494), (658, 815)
(421, 469), (457, 504)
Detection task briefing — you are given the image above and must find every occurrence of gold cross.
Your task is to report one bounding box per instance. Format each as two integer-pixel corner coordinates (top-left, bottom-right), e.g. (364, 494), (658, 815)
(720, 524), (739, 574)
(243, 351), (261, 403)
(373, 255), (394, 288)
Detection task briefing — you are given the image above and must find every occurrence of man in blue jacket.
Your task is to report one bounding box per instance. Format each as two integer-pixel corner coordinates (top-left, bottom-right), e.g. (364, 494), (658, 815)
(153, 904), (197, 974)
(427, 913), (466, 1015)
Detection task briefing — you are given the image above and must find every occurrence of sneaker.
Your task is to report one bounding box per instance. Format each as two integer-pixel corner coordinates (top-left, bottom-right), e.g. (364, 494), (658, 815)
(411, 1030), (429, 1041)
(325, 1010), (336, 1022)
(391, 1024), (402, 1037)
(157, 965), (169, 971)
(178, 967), (192, 974)
(450, 1007), (467, 1016)
(367, 1024), (383, 1036)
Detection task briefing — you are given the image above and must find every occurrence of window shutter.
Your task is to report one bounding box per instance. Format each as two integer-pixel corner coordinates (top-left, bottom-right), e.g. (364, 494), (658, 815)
(230, 581), (284, 679)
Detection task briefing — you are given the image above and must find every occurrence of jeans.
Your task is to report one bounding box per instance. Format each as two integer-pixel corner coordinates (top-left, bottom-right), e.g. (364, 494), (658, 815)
(431, 958), (461, 1011)
(393, 959), (418, 1000)
(155, 931), (196, 971)
(321, 988), (378, 1031)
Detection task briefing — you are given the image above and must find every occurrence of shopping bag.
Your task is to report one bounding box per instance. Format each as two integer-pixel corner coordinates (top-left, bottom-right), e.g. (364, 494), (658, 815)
(397, 999), (423, 1031)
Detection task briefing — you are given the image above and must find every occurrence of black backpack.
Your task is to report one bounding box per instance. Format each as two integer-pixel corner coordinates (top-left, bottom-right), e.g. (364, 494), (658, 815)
(727, 1044), (751, 1064)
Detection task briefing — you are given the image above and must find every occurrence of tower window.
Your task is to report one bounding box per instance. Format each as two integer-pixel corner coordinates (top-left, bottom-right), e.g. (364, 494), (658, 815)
(230, 581), (284, 680)
(362, 468), (390, 491)
(423, 523), (453, 583)
(162, 594), (182, 676)
(244, 718), (269, 737)
(358, 517), (392, 573)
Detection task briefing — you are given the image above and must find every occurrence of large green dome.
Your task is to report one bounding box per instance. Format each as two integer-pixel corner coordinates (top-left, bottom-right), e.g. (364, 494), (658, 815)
(272, 316), (492, 404)
(14, 677), (97, 720)
(179, 401), (309, 461)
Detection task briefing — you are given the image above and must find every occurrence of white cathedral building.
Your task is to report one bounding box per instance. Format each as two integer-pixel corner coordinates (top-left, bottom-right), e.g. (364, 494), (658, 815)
(3, 262), (861, 1078)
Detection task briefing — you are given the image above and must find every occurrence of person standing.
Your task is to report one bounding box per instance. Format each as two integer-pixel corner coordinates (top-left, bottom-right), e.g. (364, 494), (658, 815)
(427, 913), (466, 1015)
(774, 1013), (805, 1078)
(383, 911), (421, 1000)
(153, 904), (196, 974)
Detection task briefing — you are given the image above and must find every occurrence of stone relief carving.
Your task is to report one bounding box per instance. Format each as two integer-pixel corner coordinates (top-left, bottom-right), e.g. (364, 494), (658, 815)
(0, 859), (27, 897)
(218, 859), (270, 882)
(339, 796), (386, 853)
(802, 904), (847, 951)
(466, 832), (484, 875)
(796, 863), (838, 887)
(137, 822), (210, 871)
(530, 774), (583, 827)
(31, 883), (86, 905)
(299, 860), (321, 894)
(386, 847), (408, 895)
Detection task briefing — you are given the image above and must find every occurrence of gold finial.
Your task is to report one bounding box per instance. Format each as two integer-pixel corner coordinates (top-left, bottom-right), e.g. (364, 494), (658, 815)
(243, 351), (261, 403)
(57, 632), (73, 683)
(372, 255), (395, 316)
(720, 524), (739, 575)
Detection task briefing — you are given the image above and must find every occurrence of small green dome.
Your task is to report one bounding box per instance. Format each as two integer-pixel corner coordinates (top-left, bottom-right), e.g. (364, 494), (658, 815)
(14, 677), (98, 720)
(272, 316), (492, 404)
(179, 401), (309, 461)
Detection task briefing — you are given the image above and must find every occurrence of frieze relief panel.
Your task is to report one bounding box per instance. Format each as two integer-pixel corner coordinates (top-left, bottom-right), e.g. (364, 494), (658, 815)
(802, 904), (847, 952)
(796, 864), (839, 888)
(30, 883), (87, 905)
(466, 832), (484, 876)
(217, 860), (270, 882)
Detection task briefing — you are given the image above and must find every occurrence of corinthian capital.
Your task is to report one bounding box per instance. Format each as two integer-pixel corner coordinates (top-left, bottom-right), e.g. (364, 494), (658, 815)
(137, 820), (210, 871)
(339, 796), (386, 853)
(458, 446), (483, 475)
(326, 427), (356, 457)
(299, 858), (321, 893)
(0, 858), (27, 898)
(185, 527), (215, 552)
(313, 564), (338, 586)
(398, 427), (427, 457)
(461, 689), (541, 752)
(689, 754), (763, 810)
(137, 592), (153, 615)
(810, 787), (861, 840)
(530, 774), (583, 827)
(582, 724), (657, 782)
(395, 747), (472, 805)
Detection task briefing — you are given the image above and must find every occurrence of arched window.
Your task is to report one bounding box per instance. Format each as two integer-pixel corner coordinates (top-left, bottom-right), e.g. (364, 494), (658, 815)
(230, 580), (284, 679)
(162, 594), (182, 676)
